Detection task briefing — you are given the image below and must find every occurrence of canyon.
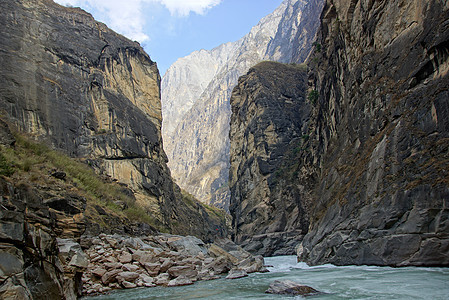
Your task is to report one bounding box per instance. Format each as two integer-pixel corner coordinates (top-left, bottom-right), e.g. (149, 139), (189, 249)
(0, 0), (448, 298)
(161, 0), (324, 209)
(229, 0), (449, 264)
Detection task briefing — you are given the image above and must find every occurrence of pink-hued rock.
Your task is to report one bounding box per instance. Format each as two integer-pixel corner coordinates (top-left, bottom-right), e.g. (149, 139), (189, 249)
(116, 271), (139, 283)
(122, 263), (139, 272)
(167, 265), (198, 278)
(143, 262), (161, 276)
(119, 252), (133, 264)
(91, 267), (107, 277)
(101, 269), (121, 285)
(121, 281), (137, 289)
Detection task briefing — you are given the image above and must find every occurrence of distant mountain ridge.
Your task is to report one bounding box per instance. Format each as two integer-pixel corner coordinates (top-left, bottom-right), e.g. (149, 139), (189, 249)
(161, 0), (324, 209)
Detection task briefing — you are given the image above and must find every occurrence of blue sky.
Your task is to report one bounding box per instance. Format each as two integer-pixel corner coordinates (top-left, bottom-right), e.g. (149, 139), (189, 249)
(55, 0), (284, 75)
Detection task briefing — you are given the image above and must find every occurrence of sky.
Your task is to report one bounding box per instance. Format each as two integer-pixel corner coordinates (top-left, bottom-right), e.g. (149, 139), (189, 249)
(54, 0), (284, 75)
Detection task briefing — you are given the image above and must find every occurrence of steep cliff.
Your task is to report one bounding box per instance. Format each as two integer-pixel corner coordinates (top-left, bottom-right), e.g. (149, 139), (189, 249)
(229, 62), (312, 256)
(162, 0), (324, 209)
(299, 0), (449, 266)
(0, 0), (226, 240)
(229, 0), (449, 265)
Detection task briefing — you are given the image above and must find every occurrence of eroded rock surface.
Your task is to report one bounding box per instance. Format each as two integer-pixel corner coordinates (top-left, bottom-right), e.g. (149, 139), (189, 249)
(161, 0), (324, 209)
(229, 0), (449, 266)
(0, 177), (87, 299)
(229, 61), (311, 256)
(0, 0), (227, 239)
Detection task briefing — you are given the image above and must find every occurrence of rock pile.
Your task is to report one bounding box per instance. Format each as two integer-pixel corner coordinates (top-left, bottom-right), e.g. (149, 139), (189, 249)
(81, 234), (267, 295)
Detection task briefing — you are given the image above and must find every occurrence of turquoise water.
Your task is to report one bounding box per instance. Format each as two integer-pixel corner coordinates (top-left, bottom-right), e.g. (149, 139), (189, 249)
(85, 256), (449, 299)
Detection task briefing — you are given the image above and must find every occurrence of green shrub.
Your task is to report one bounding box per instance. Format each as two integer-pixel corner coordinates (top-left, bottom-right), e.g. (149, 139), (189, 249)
(313, 42), (322, 53)
(308, 90), (319, 105)
(0, 152), (14, 176)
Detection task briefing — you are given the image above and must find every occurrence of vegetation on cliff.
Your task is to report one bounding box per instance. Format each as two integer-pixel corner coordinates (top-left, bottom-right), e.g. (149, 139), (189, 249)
(0, 126), (166, 234)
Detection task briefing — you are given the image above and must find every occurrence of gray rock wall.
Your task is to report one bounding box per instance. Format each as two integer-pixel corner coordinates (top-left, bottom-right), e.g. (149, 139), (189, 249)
(161, 0), (324, 210)
(229, 62), (311, 256)
(299, 0), (449, 266)
(0, 0), (227, 239)
(229, 0), (449, 266)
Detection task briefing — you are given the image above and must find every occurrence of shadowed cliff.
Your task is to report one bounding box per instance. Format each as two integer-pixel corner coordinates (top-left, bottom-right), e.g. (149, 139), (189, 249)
(0, 0), (227, 242)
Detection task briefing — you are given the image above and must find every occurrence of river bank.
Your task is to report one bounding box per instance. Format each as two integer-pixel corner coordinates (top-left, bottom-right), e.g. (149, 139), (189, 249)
(84, 255), (449, 299)
(80, 234), (266, 296)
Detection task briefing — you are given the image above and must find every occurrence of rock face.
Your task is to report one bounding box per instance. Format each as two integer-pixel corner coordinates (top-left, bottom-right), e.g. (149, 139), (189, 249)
(0, 0), (226, 239)
(0, 124), (87, 299)
(298, 0), (449, 266)
(229, 0), (449, 266)
(229, 62), (311, 256)
(161, 0), (324, 209)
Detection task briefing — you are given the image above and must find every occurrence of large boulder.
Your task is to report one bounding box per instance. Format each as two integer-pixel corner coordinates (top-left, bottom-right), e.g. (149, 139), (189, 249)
(265, 280), (322, 296)
(166, 235), (207, 256)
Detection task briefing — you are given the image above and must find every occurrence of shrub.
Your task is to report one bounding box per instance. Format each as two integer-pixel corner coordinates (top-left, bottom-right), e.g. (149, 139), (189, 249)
(0, 152), (14, 176)
(308, 90), (319, 105)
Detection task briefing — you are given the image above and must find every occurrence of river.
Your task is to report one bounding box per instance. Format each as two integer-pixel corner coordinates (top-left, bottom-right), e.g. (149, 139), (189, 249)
(84, 255), (449, 299)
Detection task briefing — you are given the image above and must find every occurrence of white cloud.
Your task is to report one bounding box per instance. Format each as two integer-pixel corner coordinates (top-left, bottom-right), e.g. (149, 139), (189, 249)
(54, 0), (221, 42)
(159, 0), (221, 16)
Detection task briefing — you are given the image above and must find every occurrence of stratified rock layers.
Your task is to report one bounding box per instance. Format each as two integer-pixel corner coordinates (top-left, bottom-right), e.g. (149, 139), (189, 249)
(0, 0), (226, 239)
(299, 0), (449, 266)
(229, 62), (311, 256)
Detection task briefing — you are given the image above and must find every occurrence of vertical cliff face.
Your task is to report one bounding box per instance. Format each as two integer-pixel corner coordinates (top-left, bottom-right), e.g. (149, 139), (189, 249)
(229, 62), (312, 256)
(229, 0), (449, 265)
(298, 0), (449, 266)
(162, 0), (324, 210)
(0, 0), (226, 239)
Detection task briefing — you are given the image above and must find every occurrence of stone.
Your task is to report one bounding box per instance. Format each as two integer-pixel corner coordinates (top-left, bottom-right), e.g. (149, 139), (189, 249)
(143, 263), (161, 276)
(166, 235), (207, 255)
(0, 249), (24, 279)
(116, 271), (139, 283)
(51, 171), (66, 181)
(101, 269), (121, 285)
(154, 273), (170, 286)
(159, 258), (174, 273)
(122, 263), (139, 272)
(91, 268), (107, 278)
(104, 262), (123, 270)
(119, 252), (133, 264)
(139, 274), (155, 285)
(121, 281), (137, 289)
(203, 256), (232, 275)
(167, 276), (194, 287)
(237, 255), (265, 274)
(225, 269), (248, 279)
(208, 244), (239, 265)
(265, 280), (321, 296)
(167, 265), (198, 279)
